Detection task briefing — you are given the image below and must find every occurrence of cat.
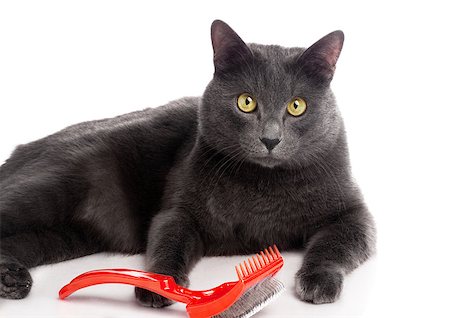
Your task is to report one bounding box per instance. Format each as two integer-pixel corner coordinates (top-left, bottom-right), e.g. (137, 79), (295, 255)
(0, 20), (375, 307)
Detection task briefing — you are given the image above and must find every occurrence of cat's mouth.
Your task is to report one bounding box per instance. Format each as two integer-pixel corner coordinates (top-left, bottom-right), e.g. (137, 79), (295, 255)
(250, 154), (283, 168)
(239, 142), (286, 168)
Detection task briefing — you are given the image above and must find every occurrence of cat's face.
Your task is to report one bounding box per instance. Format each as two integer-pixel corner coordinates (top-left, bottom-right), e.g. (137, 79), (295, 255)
(200, 21), (345, 168)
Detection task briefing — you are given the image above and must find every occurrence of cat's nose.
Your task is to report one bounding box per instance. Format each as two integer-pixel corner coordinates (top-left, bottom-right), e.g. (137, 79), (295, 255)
(261, 119), (282, 151)
(260, 137), (281, 151)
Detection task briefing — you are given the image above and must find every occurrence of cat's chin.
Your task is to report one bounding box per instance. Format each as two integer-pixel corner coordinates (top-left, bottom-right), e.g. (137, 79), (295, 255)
(250, 155), (283, 168)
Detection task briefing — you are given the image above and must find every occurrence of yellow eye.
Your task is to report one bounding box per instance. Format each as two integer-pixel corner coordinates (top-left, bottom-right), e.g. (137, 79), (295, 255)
(237, 93), (257, 113)
(287, 98), (307, 116)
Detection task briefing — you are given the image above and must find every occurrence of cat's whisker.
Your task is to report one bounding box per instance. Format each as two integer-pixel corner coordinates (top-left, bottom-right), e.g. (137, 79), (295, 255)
(196, 143), (237, 163)
(230, 151), (248, 179)
(197, 145), (243, 189)
(196, 144), (240, 178)
(195, 143), (238, 172)
(209, 148), (244, 192)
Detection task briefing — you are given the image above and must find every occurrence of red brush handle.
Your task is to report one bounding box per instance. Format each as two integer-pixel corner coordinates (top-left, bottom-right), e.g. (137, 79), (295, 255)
(59, 246), (284, 318)
(59, 269), (195, 304)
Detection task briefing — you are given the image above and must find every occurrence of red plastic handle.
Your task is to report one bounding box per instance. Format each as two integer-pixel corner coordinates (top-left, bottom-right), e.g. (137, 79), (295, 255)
(59, 245), (284, 318)
(59, 269), (194, 304)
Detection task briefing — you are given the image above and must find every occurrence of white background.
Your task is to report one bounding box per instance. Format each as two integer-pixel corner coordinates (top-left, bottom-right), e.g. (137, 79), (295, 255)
(1, 0), (449, 317)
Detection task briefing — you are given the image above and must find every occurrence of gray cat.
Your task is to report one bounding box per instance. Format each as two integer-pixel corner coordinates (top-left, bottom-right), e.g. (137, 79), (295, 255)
(0, 20), (375, 307)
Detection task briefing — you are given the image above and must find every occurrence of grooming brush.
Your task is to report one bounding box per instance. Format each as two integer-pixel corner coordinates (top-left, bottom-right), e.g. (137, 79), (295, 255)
(59, 245), (285, 318)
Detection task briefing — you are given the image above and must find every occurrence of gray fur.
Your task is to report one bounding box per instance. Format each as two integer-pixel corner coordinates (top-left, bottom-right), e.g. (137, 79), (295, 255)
(0, 20), (375, 306)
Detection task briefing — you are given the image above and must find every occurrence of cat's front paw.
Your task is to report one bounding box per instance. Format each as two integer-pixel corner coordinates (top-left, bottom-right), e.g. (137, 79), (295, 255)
(295, 267), (343, 304)
(135, 287), (175, 308)
(135, 274), (189, 308)
(0, 262), (33, 299)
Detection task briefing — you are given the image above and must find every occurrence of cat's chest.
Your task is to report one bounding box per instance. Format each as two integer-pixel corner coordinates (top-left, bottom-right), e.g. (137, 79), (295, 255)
(200, 177), (322, 250)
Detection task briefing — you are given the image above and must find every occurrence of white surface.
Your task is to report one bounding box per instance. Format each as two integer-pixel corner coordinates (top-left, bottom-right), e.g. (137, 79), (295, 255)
(0, 252), (376, 318)
(1, 0), (450, 317)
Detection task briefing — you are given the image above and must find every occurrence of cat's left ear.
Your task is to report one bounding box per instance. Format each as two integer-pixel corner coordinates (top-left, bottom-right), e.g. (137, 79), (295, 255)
(297, 30), (344, 85)
(211, 20), (253, 74)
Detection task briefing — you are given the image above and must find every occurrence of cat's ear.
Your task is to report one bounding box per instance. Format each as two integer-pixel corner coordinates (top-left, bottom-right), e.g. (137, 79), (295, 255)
(211, 20), (252, 73)
(297, 30), (344, 85)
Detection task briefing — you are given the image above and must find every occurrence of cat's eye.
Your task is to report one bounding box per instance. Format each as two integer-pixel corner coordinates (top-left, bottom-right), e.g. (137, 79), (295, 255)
(287, 98), (307, 117)
(237, 93), (257, 113)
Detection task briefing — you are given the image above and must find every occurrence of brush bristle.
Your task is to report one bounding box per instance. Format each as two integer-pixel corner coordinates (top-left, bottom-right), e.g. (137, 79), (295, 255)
(212, 277), (285, 318)
(235, 245), (282, 280)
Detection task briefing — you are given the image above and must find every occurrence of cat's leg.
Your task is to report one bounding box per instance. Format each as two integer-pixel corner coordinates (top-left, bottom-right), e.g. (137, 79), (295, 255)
(295, 205), (376, 304)
(0, 223), (104, 299)
(135, 209), (203, 308)
(0, 155), (145, 299)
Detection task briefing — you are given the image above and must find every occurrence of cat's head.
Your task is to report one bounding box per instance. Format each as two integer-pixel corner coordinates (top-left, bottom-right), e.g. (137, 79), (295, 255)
(200, 20), (345, 169)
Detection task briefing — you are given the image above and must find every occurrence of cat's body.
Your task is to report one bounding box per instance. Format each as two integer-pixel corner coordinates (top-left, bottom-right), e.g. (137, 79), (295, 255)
(1, 98), (198, 251)
(0, 21), (375, 306)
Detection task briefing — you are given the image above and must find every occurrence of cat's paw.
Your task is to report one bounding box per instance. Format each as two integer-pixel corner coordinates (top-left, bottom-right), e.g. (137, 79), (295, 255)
(135, 287), (175, 308)
(135, 274), (189, 308)
(295, 267), (343, 304)
(0, 262), (33, 299)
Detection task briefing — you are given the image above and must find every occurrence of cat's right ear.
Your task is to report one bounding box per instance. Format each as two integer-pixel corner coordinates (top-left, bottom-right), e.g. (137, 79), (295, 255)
(211, 20), (252, 74)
